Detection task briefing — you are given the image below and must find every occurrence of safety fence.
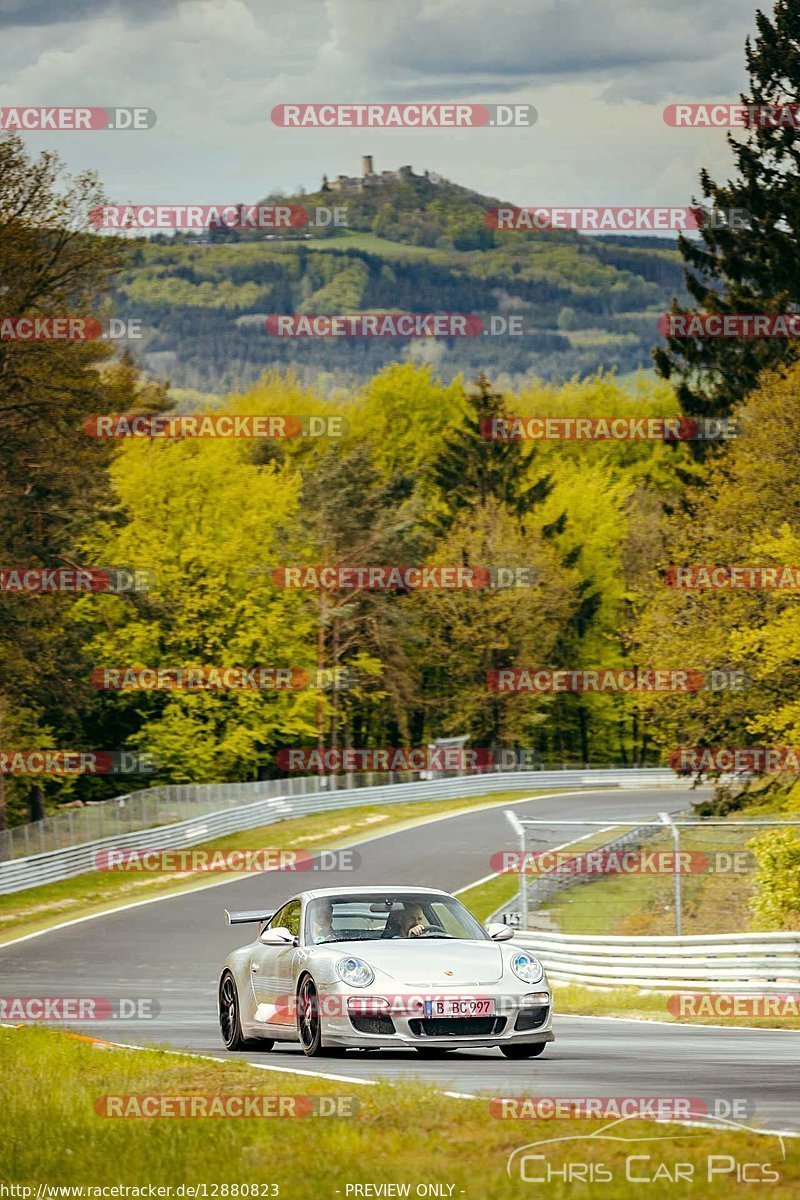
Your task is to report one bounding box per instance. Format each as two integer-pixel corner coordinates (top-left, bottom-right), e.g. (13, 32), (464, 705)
(500, 810), (799, 936)
(0, 766), (680, 894)
(512, 929), (800, 992)
(0, 761), (675, 863)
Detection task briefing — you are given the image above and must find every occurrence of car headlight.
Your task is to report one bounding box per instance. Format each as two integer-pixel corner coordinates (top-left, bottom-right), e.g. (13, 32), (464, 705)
(335, 956), (375, 987)
(510, 952), (544, 985)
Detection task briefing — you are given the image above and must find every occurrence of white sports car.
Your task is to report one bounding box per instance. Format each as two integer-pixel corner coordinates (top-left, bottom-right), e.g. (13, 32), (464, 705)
(218, 885), (554, 1058)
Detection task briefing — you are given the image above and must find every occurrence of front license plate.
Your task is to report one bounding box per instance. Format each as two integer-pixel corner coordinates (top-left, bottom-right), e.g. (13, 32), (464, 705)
(424, 998), (495, 1018)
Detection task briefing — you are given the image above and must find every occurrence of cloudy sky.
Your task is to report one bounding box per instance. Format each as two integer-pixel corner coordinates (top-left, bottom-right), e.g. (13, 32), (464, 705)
(0, 0), (759, 212)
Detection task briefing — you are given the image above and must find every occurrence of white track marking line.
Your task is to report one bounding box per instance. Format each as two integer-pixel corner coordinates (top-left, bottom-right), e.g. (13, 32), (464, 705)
(559, 1012), (800, 1034)
(453, 824), (619, 896)
(3, 1023), (795, 1139)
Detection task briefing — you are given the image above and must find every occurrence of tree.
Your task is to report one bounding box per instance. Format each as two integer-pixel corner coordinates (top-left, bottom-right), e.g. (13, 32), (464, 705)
(79, 385), (319, 784)
(430, 373), (550, 525)
(748, 828), (800, 929)
(634, 360), (800, 790)
(0, 135), (168, 819)
(655, 0), (800, 420)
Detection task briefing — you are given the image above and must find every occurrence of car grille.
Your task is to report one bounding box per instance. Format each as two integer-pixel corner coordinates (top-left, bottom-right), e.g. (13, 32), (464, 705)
(408, 1016), (507, 1038)
(349, 1014), (396, 1036)
(514, 1005), (550, 1032)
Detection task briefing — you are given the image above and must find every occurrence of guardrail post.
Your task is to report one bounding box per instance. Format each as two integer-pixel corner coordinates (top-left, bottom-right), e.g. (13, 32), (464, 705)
(505, 809), (527, 927)
(659, 810), (682, 936)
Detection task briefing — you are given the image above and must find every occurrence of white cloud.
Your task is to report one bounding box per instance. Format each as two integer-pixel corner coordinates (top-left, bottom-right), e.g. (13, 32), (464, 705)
(0, 0), (761, 212)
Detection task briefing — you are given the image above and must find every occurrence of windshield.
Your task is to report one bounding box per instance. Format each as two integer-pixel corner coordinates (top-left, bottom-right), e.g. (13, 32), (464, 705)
(304, 894), (489, 945)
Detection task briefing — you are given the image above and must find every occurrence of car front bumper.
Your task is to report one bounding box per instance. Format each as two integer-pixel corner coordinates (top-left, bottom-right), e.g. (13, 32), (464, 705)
(320, 991), (555, 1049)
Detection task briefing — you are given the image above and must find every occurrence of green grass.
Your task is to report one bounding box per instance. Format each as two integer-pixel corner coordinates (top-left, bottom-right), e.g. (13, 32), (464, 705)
(0, 789), (557, 945)
(0, 1027), (795, 1196)
(457, 825), (632, 926)
(457, 871), (519, 923)
(553, 983), (800, 1031)
(538, 821), (765, 937)
(303, 230), (445, 260)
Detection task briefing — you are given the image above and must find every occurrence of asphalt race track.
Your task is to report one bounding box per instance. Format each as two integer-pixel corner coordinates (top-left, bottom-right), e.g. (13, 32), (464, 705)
(2, 787), (798, 1130)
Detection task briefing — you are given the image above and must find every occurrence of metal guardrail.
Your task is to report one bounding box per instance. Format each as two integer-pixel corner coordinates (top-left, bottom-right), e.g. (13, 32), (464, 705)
(0, 767), (679, 895)
(513, 930), (800, 991)
(0, 760), (672, 862)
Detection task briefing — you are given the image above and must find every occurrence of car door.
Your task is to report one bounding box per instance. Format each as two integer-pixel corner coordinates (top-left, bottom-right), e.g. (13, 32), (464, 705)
(249, 900), (302, 1031)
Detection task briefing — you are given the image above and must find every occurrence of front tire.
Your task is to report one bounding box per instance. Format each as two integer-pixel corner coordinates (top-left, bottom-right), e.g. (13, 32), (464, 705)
(500, 1042), (547, 1059)
(219, 971), (273, 1052)
(297, 976), (345, 1057)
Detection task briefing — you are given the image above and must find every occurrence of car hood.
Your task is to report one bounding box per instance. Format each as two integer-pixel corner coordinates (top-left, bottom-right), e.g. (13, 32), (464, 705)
(335, 939), (506, 986)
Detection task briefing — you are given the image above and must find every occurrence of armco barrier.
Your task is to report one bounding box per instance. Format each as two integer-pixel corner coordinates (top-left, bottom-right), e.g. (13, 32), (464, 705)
(0, 767), (679, 894)
(513, 930), (800, 991)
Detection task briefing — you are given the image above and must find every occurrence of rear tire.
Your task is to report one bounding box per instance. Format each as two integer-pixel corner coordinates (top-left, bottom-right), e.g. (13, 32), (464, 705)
(219, 971), (273, 1052)
(500, 1042), (547, 1059)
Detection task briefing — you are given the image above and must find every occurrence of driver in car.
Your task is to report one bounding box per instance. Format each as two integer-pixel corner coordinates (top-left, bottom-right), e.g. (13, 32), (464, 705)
(309, 899), (336, 944)
(384, 902), (428, 938)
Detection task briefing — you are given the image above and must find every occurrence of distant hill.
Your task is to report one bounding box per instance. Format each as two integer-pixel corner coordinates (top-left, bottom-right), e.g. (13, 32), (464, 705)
(112, 163), (687, 393)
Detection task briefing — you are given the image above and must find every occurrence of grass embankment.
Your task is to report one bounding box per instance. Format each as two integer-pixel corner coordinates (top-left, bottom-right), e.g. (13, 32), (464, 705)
(0, 1027), (794, 1197)
(456, 825), (636, 924)
(552, 984), (800, 1031)
(0, 788), (560, 945)
(540, 821), (756, 937)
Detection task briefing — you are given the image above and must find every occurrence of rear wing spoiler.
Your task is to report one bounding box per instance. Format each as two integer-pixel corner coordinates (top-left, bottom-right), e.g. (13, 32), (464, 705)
(225, 909), (275, 926)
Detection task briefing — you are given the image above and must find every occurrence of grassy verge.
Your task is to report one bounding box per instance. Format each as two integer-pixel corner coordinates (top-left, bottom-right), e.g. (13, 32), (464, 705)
(457, 826), (636, 925)
(552, 983), (800, 1031)
(0, 1027), (795, 1196)
(457, 871), (519, 923)
(0, 789), (559, 945)
(539, 820), (768, 937)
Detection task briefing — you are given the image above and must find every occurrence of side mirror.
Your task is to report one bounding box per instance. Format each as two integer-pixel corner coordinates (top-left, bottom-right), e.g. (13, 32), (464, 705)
(486, 922), (515, 942)
(259, 926), (294, 945)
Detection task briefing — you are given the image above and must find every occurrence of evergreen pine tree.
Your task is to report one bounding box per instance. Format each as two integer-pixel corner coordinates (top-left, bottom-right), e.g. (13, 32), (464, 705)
(430, 373), (550, 524)
(655, 0), (800, 419)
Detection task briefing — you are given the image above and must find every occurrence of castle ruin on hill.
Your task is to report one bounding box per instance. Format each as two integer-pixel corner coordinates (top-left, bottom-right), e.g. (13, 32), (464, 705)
(321, 156), (430, 193)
